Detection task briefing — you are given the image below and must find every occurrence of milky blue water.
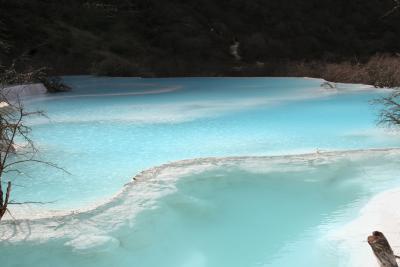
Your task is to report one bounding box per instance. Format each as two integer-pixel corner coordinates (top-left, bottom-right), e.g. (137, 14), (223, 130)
(2, 76), (400, 267)
(9, 77), (398, 207)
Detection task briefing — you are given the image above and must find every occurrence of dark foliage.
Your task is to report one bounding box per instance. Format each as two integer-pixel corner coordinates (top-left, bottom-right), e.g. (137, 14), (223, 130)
(287, 55), (400, 88)
(0, 0), (400, 76)
(0, 63), (71, 92)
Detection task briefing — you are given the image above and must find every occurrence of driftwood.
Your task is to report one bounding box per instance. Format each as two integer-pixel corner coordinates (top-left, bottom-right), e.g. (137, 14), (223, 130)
(368, 231), (399, 267)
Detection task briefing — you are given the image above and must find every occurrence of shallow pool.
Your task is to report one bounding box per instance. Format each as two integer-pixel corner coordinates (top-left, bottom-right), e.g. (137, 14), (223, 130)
(9, 77), (398, 207)
(3, 150), (400, 267)
(1, 77), (399, 267)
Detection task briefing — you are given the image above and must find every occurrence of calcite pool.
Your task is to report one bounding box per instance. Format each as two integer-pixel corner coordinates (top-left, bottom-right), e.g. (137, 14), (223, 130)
(1, 77), (399, 266)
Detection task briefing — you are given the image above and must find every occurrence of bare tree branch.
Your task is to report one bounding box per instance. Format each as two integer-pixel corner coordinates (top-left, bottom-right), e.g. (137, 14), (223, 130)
(3, 159), (71, 175)
(0, 61), (70, 221)
(6, 208), (17, 222)
(8, 200), (58, 205)
(374, 90), (400, 128)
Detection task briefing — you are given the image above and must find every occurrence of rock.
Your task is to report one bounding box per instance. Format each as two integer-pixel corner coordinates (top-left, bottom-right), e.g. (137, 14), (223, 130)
(321, 81), (337, 89)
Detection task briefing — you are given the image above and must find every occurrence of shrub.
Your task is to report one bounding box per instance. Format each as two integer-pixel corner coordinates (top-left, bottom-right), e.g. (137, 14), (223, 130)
(287, 55), (400, 88)
(363, 55), (400, 88)
(322, 62), (363, 84)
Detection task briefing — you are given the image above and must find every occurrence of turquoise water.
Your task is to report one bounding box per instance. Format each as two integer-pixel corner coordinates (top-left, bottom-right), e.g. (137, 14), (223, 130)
(1, 77), (400, 266)
(2, 151), (400, 267)
(9, 77), (399, 207)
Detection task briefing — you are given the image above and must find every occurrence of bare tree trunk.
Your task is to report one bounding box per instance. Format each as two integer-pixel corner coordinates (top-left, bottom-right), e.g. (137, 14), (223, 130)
(368, 231), (399, 267)
(0, 181), (11, 220)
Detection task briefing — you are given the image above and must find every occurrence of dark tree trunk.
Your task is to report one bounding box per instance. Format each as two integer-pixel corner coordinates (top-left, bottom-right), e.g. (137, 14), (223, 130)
(368, 231), (399, 267)
(0, 181), (11, 220)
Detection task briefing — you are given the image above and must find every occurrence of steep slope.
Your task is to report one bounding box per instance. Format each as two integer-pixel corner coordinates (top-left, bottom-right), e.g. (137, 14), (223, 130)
(0, 0), (399, 76)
